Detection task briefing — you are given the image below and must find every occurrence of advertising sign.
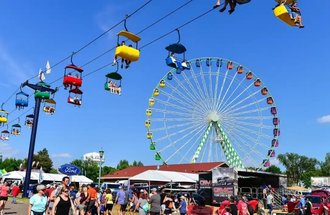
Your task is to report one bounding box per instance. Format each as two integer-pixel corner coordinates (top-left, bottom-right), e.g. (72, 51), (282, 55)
(58, 164), (81, 176)
(311, 177), (330, 187)
(212, 167), (237, 204)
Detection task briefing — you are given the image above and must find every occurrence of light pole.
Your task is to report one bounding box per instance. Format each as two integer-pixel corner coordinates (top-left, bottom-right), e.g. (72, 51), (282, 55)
(98, 149), (104, 188)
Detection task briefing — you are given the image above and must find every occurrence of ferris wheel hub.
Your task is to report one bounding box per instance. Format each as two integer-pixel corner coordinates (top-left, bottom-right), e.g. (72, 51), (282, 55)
(207, 111), (220, 123)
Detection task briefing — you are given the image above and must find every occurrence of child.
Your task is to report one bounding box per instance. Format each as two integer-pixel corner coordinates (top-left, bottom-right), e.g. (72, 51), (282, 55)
(289, 1), (304, 28)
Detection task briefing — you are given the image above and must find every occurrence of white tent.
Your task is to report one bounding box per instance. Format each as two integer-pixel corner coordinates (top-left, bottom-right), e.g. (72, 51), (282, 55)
(130, 170), (198, 183)
(0, 171), (93, 184)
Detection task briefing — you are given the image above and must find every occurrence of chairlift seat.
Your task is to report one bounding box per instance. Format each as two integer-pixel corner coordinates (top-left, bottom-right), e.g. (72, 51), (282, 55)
(0, 116), (7, 124)
(63, 76), (82, 88)
(166, 56), (178, 68)
(15, 99), (28, 107)
(273, 4), (295, 26)
(115, 45), (140, 62)
(68, 97), (82, 106)
(165, 43), (187, 54)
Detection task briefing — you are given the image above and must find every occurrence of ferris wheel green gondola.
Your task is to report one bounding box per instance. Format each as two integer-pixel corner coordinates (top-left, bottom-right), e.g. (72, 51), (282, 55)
(34, 81), (51, 99)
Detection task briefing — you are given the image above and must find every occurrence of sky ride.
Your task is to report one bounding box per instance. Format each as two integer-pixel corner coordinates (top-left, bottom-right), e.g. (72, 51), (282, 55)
(145, 57), (280, 169)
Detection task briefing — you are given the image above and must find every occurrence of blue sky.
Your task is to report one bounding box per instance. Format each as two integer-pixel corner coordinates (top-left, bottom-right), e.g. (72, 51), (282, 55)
(0, 1), (329, 169)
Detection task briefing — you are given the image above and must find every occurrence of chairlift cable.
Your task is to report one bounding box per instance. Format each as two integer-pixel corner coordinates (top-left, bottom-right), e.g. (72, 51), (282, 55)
(1, 0), (153, 107)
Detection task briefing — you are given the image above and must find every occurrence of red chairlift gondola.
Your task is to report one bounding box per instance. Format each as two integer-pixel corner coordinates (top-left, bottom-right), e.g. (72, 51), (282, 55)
(63, 53), (83, 90)
(68, 87), (83, 106)
(271, 107), (277, 115)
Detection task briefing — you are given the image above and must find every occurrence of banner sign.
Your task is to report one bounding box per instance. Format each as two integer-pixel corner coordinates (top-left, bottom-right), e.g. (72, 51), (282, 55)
(58, 164), (81, 176)
(212, 167), (237, 204)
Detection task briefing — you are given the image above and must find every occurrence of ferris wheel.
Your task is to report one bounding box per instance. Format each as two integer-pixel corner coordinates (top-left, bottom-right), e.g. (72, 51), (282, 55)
(145, 57), (280, 169)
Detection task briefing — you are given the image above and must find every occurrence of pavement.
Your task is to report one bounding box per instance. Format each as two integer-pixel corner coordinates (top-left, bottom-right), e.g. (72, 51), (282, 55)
(3, 201), (28, 215)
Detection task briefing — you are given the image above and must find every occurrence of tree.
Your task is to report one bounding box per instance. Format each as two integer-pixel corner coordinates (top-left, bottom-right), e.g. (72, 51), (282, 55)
(320, 153), (330, 176)
(278, 153), (319, 186)
(71, 159), (99, 182)
(33, 148), (53, 173)
(116, 160), (129, 170)
(132, 161), (144, 167)
(102, 166), (116, 175)
(265, 165), (282, 174)
(0, 158), (24, 172)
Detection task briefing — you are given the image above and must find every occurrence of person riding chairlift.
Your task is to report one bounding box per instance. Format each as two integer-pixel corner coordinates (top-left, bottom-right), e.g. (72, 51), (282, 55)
(112, 41), (132, 69)
(289, 1), (304, 28)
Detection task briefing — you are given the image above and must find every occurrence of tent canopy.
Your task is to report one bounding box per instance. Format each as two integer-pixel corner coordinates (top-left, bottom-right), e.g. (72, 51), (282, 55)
(130, 170), (198, 183)
(0, 171), (93, 184)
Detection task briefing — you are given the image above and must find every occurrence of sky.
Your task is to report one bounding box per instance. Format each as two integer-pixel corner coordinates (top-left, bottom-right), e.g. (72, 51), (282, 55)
(0, 0), (329, 169)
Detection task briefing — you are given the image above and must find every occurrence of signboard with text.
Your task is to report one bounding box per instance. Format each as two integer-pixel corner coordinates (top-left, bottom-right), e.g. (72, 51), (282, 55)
(212, 167), (237, 204)
(58, 164), (81, 176)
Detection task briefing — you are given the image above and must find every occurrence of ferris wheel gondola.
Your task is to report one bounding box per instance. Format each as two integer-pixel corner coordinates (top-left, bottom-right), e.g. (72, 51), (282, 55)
(145, 57), (280, 169)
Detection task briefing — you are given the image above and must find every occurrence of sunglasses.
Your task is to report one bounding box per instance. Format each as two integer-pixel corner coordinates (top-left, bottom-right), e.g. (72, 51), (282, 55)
(63, 190), (69, 193)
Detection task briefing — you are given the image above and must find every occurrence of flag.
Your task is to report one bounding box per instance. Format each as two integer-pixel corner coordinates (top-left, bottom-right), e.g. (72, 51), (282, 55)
(45, 61), (51, 74)
(38, 167), (44, 184)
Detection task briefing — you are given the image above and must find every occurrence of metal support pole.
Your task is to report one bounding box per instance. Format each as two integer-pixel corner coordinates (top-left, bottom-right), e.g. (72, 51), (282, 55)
(23, 97), (41, 197)
(98, 159), (101, 188)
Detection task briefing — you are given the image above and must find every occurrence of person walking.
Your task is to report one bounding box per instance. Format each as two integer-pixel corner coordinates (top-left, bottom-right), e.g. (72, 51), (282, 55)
(266, 191), (274, 215)
(51, 186), (76, 215)
(179, 196), (187, 215)
(28, 184), (48, 215)
(149, 188), (161, 215)
(11, 183), (20, 204)
(229, 196), (238, 215)
(136, 192), (148, 215)
(0, 181), (10, 215)
(104, 189), (113, 215)
(305, 197), (312, 215)
(115, 186), (128, 215)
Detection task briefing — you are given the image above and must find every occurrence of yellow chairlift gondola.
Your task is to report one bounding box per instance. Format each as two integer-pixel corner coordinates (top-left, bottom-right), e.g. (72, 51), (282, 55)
(43, 99), (56, 115)
(146, 108), (152, 117)
(0, 104), (8, 126)
(273, 0), (300, 27)
(113, 18), (141, 69)
(153, 88), (160, 97)
(145, 119), (151, 128)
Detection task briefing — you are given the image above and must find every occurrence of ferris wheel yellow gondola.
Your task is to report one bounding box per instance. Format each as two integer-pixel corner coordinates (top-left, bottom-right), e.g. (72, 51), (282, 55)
(0, 104), (8, 126)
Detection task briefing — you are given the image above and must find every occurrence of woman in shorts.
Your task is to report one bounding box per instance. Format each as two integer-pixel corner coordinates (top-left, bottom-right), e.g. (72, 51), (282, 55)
(105, 189), (114, 215)
(0, 182), (10, 215)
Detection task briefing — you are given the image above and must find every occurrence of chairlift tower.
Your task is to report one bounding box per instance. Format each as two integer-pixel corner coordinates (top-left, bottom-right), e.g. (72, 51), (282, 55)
(21, 80), (57, 197)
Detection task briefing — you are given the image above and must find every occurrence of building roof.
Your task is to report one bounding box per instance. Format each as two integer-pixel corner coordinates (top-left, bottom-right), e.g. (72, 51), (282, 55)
(102, 162), (226, 180)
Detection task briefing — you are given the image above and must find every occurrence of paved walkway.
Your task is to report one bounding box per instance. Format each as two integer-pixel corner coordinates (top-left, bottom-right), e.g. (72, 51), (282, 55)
(3, 201), (29, 214)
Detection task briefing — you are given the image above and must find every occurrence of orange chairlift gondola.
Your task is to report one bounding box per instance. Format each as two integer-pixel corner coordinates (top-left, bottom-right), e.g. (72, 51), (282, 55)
(25, 114), (34, 128)
(63, 53), (83, 90)
(15, 87), (29, 110)
(113, 16), (141, 69)
(227, 61), (233, 70)
(165, 29), (190, 73)
(261, 87), (269, 95)
(105, 63), (122, 96)
(0, 103), (8, 127)
(237, 65), (243, 74)
(68, 87), (83, 107)
(246, 71), (253, 80)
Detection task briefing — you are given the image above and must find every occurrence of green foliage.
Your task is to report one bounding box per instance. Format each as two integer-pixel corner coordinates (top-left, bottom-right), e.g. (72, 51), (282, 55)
(33, 148), (53, 173)
(320, 153), (330, 176)
(278, 153), (321, 187)
(132, 160), (144, 167)
(102, 166), (116, 175)
(0, 158), (24, 172)
(116, 160), (130, 170)
(70, 158), (99, 182)
(265, 165), (282, 174)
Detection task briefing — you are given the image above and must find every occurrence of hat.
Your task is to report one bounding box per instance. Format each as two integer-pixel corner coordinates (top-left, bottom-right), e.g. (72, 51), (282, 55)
(37, 184), (46, 191)
(46, 184), (51, 188)
(180, 196), (186, 199)
(151, 188), (157, 192)
(140, 189), (145, 193)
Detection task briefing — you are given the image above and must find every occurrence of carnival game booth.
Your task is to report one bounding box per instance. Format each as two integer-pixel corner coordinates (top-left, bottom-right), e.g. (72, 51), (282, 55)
(0, 170), (93, 186)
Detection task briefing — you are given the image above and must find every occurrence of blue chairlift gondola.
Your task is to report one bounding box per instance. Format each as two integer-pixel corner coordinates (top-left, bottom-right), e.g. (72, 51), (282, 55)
(15, 90), (29, 110)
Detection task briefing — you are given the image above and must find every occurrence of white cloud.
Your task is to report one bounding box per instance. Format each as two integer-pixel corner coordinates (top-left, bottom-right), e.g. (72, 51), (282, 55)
(52, 153), (72, 158)
(317, 115), (330, 124)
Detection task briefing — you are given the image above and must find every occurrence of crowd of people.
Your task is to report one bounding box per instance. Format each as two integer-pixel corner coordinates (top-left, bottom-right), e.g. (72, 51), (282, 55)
(0, 181), (20, 215)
